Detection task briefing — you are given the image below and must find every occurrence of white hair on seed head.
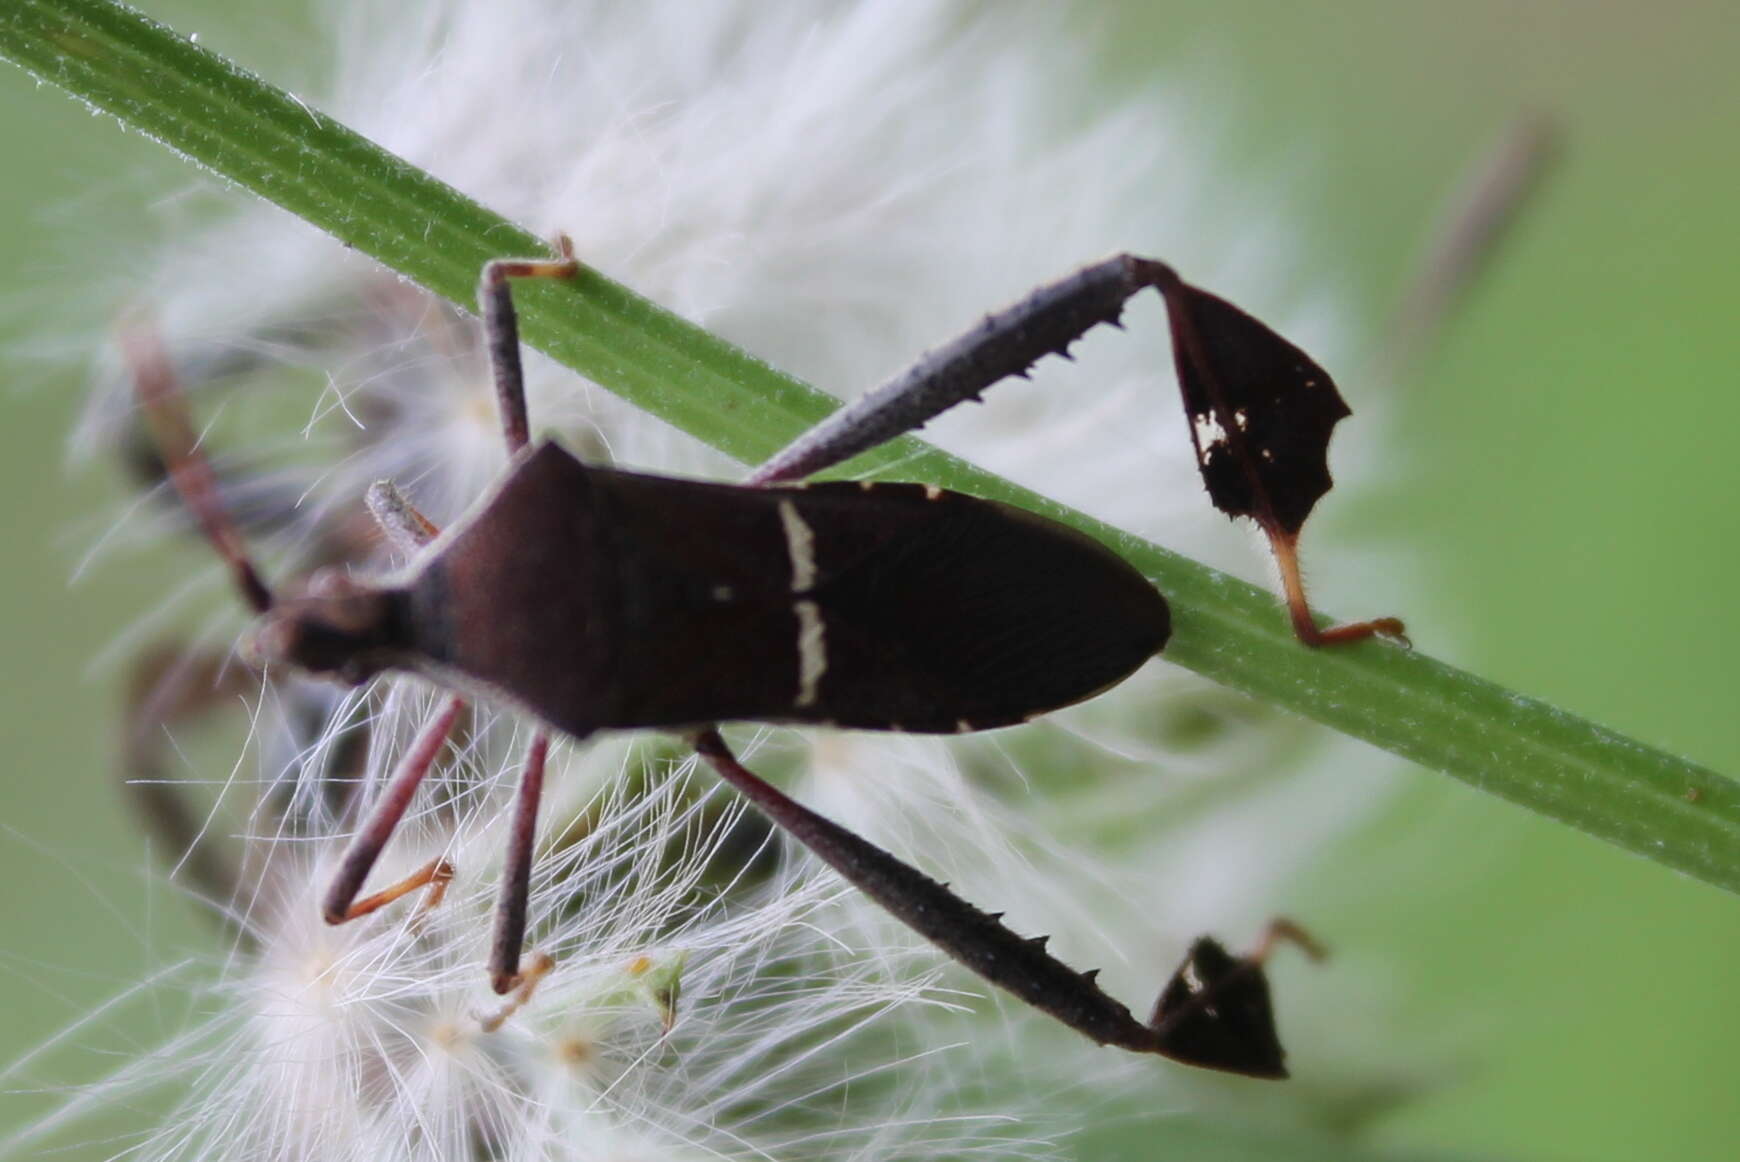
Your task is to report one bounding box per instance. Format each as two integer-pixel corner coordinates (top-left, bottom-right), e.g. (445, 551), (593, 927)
(51, 0), (1413, 1156)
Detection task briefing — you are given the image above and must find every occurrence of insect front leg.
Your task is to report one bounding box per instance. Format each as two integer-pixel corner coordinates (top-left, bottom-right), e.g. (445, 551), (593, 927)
(748, 254), (1404, 647)
(124, 323), (275, 614)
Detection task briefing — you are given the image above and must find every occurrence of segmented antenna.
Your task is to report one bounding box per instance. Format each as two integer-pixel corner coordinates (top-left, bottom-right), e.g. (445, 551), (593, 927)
(122, 323), (275, 614)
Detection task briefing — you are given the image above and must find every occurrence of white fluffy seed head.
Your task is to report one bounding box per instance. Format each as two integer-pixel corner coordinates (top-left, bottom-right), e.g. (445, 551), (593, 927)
(14, 688), (1049, 1162)
(51, 0), (1414, 1155)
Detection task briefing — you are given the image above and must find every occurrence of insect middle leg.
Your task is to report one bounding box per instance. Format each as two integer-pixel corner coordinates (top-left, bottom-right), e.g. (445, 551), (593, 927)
(319, 484), (542, 997)
(470, 244), (578, 993)
(478, 236), (580, 456)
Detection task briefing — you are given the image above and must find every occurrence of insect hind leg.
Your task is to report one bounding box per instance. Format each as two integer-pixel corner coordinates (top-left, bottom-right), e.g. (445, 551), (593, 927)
(746, 255), (1157, 486)
(745, 254), (1405, 647)
(689, 728), (1298, 1075)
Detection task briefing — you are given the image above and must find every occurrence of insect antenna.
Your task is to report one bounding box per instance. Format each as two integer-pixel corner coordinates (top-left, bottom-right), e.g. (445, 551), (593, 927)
(122, 323), (276, 614)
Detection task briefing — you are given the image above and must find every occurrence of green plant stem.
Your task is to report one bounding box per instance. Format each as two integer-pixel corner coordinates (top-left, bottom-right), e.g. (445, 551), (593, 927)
(4, 0), (1737, 897)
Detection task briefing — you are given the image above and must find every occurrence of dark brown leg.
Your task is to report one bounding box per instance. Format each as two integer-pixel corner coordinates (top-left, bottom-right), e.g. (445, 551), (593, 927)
(691, 728), (1296, 1077)
(121, 644), (253, 926)
(746, 256), (1156, 486)
(361, 456), (559, 994)
(473, 243), (575, 994)
(478, 236), (579, 456)
(489, 733), (550, 994)
(746, 254), (1405, 648)
(323, 696), (465, 924)
(122, 322), (275, 613)
(122, 647), (378, 932)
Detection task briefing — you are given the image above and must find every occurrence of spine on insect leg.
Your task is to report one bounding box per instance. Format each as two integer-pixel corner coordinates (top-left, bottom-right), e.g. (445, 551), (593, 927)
(691, 729), (1169, 1053)
(748, 254), (1175, 484)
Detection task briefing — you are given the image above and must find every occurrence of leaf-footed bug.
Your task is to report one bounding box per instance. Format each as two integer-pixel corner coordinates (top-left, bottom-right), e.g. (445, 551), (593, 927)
(128, 241), (1398, 1079)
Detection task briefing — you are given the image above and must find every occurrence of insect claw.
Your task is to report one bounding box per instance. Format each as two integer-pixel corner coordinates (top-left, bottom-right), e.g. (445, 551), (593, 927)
(480, 952), (556, 1033)
(1373, 618), (1411, 648)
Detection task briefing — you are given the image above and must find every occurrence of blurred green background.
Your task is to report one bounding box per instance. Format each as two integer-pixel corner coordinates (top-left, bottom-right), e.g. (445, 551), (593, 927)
(2, 2), (1737, 1159)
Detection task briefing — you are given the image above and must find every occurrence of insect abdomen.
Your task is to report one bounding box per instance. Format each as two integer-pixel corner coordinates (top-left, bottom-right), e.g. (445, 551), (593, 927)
(594, 470), (1170, 734)
(409, 444), (1168, 738)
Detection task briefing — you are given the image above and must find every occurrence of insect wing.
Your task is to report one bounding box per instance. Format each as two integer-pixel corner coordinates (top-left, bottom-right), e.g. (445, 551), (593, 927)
(770, 483), (1170, 732)
(414, 448), (1167, 738)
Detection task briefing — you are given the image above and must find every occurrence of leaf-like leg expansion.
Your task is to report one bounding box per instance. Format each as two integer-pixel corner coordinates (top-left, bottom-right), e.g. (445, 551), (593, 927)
(1148, 918), (1325, 1079)
(691, 728), (1293, 1076)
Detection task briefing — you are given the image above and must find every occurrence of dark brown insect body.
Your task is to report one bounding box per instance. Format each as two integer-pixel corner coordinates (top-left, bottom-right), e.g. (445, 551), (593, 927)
(371, 443), (1167, 738)
(137, 249), (1394, 1079)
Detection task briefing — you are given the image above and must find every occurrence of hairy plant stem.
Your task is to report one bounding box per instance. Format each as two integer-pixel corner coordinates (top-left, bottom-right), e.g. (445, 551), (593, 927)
(4, 0), (1737, 902)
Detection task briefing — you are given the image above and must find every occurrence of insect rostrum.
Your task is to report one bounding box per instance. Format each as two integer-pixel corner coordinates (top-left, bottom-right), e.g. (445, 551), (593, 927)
(131, 247), (1399, 1079)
